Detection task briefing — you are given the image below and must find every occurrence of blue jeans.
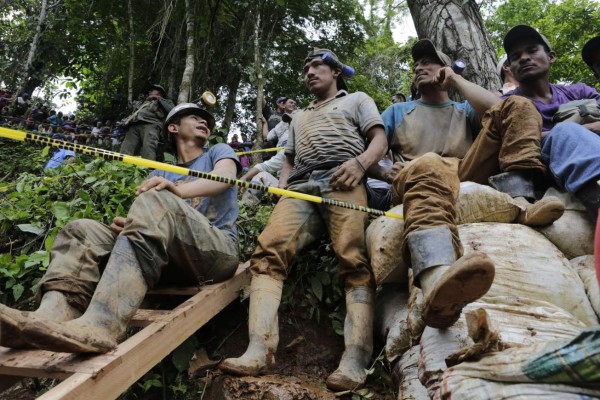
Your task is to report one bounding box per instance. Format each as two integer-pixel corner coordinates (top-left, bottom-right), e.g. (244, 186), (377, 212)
(541, 122), (600, 193)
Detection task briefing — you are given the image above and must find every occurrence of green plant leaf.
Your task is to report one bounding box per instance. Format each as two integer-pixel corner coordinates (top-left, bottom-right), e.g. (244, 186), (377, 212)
(310, 277), (323, 301)
(12, 283), (24, 301)
(17, 223), (44, 235)
(52, 202), (70, 221)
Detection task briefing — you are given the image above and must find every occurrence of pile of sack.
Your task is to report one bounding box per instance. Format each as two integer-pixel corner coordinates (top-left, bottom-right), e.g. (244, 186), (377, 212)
(369, 183), (599, 399)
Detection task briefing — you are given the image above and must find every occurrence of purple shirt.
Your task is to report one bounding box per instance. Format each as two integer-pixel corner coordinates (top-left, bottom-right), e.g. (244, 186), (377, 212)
(502, 83), (600, 131)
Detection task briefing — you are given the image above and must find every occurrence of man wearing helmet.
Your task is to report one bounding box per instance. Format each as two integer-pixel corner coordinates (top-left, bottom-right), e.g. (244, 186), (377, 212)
(221, 48), (388, 391)
(0, 103), (242, 353)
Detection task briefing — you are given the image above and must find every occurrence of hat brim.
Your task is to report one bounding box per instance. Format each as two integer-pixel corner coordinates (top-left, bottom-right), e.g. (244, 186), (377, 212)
(411, 39), (451, 67)
(503, 25), (551, 55)
(582, 36), (600, 68)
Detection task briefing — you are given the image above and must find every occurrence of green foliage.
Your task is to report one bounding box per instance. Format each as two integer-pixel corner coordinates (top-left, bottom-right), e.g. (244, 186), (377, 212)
(0, 145), (145, 305)
(485, 0), (600, 87)
(237, 203), (274, 261)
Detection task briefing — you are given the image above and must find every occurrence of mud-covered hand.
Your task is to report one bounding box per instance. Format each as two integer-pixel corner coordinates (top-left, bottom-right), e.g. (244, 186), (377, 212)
(136, 176), (182, 197)
(330, 158), (366, 191)
(431, 66), (458, 91)
(110, 216), (127, 237)
(384, 161), (406, 184)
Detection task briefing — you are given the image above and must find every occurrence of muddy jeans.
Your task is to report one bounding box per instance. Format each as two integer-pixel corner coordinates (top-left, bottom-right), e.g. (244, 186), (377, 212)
(39, 190), (239, 312)
(120, 122), (162, 160)
(393, 96), (547, 272)
(250, 168), (374, 290)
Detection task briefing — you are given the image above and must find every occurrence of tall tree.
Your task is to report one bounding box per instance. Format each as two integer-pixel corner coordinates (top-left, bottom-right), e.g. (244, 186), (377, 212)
(177, 0), (196, 104)
(407, 0), (501, 91)
(126, 0), (135, 107)
(485, 0), (600, 87)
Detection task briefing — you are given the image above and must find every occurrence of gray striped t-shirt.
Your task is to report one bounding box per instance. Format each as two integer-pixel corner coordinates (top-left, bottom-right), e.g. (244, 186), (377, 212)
(286, 91), (383, 183)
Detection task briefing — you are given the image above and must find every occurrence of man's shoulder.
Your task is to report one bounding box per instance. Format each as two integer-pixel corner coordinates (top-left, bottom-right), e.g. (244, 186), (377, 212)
(208, 143), (237, 157)
(552, 82), (598, 99)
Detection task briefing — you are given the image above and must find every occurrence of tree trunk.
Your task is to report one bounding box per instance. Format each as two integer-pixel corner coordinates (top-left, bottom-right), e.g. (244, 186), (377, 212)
(253, 5), (265, 164)
(167, 21), (185, 100)
(127, 0), (135, 108)
(177, 0), (196, 104)
(14, 0), (48, 107)
(407, 0), (501, 91)
(222, 73), (240, 133)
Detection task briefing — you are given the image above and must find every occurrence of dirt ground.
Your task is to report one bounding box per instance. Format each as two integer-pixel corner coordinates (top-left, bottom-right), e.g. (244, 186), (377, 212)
(0, 297), (397, 400)
(197, 300), (397, 399)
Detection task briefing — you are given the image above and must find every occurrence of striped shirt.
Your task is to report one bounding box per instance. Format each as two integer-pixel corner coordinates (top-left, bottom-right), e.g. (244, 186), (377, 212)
(286, 91), (383, 183)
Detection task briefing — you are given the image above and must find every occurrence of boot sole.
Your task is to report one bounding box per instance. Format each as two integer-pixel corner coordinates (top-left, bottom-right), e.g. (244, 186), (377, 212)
(219, 359), (274, 376)
(22, 319), (116, 353)
(423, 252), (495, 329)
(520, 197), (565, 227)
(326, 372), (366, 392)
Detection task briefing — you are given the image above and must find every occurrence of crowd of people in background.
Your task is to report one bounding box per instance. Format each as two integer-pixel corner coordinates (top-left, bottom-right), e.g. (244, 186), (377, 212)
(0, 89), (125, 151)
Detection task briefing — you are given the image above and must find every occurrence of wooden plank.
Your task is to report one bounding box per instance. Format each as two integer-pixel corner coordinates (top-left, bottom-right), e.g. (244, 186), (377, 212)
(0, 309), (175, 377)
(130, 309), (171, 327)
(36, 263), (250, 400)
(0, 349), (115, 379)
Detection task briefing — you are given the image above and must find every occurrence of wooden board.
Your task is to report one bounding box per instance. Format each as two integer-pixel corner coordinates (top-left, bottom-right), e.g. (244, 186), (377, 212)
(0, 262), (250, 399)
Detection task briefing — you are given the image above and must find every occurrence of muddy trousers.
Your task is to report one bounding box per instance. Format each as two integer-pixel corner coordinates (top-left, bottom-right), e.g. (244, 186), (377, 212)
(39, 190), (239, 312)
(393, 96), (547, 269)
(250, 169), (375, 290)
(120, 122), (162, 160)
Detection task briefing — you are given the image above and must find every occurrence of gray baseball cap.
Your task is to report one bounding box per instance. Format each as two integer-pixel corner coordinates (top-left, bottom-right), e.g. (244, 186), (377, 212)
(503, 25), (552, 55)
(411, 39), (451, 66)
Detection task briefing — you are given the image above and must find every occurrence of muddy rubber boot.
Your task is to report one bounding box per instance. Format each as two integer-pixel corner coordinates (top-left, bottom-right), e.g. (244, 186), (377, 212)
(514, 196), (565, 227)
(575, 180), (600, 221)
(219, 275), (283, 376)
(21, 237), (147, 353)
(408, 226), (495, 329)
(489, 171), (564, 226)
(326, 287), (374, 392)
(0, 291), (81, 348)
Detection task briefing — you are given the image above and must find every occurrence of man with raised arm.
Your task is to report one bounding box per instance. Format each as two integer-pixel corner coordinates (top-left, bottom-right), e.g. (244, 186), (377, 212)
(374, 39), (565, 336)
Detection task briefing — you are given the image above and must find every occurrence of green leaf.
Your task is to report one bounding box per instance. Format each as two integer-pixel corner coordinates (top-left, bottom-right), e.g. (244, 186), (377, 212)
(310, 277), (323, 301)
(12, 283), (24, 301)
(52, 202), (70, 221)
(17, 223), (44, 235)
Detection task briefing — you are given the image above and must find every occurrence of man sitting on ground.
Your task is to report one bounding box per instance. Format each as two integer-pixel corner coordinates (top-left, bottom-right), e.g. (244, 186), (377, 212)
(0, 103), (241, 353)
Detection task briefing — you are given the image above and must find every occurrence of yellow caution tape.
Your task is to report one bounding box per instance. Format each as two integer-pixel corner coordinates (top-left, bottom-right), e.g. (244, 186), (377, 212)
(0, 127), (403, 219)
(235, 147), (284, 156)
